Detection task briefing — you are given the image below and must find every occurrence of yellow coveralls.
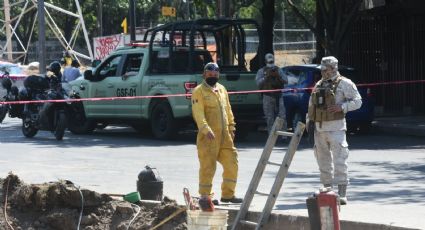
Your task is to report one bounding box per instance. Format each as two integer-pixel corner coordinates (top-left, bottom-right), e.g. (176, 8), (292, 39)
(191, 82), (238, 199)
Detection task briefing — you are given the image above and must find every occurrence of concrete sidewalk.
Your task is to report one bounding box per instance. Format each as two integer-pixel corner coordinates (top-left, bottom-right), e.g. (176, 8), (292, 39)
(373, 116), (425, 137)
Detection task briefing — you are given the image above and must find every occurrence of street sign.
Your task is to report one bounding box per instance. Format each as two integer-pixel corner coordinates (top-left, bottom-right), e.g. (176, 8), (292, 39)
(162, 6), (176, 17)
(121, 17), (128, 34)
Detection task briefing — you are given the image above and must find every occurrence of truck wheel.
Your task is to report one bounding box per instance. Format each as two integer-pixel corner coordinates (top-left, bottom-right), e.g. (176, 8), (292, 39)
(68, 102), (96, 134)
(150, 101), (177, 140)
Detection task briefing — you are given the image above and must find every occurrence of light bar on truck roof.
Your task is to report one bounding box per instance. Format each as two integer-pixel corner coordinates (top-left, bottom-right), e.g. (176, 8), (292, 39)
(127, 42), (149, 47)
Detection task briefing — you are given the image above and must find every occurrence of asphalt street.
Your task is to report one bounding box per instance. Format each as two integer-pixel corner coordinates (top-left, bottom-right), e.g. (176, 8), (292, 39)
(1, 117), (424, 229)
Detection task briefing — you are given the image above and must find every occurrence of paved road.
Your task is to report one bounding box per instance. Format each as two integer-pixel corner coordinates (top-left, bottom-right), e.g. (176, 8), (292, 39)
(1, 117), (424, 229)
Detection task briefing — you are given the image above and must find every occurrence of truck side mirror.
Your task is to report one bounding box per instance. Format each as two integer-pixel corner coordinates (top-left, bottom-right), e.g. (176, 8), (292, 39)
(84, 70), (94, 81)
(92, 59), (101, 68)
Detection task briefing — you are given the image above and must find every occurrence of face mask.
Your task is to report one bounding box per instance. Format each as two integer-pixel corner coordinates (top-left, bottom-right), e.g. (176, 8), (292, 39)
(266, 63), (275, 68)
(205, 77), (219, 86)
(321, 69), (337, 80)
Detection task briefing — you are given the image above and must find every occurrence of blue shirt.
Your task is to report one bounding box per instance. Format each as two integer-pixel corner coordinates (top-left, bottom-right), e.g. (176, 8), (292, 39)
(63, 67), (81, 82)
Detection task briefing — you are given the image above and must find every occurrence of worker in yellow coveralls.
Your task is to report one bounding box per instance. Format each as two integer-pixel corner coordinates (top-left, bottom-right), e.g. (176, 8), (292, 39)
(191, 62), (243, 204)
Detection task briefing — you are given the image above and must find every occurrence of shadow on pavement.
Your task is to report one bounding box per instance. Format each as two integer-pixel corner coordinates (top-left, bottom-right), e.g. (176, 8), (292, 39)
(1, 119), (425, 151)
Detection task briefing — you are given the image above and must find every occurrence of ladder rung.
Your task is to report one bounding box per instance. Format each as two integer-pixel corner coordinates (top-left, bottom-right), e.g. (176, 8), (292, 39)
(267, 160), (281, 166)
(240, 220), (258, 226)
(255, 191), (269, 196)
(276, 131), (294, 137)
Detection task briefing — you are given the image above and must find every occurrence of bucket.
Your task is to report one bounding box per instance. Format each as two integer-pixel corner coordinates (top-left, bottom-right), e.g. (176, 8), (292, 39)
(137, 165), (163, 201)
(187, 210), (228, 230)
(123, 191), (141, 203)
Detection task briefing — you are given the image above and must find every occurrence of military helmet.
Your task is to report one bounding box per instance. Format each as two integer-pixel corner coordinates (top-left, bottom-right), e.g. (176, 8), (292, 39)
(47, 61), (61, 74)
(320, 56), (338, 70)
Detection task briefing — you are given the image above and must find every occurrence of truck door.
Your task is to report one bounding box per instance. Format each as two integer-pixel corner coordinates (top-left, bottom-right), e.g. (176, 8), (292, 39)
(86, 54), (124, 117)
(114, 53), (144, 118)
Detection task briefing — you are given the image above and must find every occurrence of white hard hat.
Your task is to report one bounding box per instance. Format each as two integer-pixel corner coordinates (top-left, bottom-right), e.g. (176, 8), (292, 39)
(320, 56), (338, 70)
(204, 62), (220, 72)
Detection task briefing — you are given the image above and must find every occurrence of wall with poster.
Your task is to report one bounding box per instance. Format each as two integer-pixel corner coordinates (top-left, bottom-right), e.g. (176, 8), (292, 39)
(93, 34), (146, 61)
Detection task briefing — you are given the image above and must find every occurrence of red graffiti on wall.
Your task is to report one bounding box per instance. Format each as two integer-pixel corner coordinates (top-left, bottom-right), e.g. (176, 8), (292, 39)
(94, 35), (122, 60)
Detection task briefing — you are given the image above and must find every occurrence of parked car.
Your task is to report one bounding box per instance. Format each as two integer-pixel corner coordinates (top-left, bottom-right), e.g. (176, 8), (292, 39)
(0, 61), (27, 99)
(282, 65), (375, 133)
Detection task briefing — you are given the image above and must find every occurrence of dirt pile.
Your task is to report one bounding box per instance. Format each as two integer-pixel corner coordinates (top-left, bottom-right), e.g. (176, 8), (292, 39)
(0, 173), (187, 230)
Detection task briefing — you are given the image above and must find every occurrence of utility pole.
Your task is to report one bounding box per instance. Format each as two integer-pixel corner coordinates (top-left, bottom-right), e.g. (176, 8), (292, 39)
(38, 0), (47, 74)
(4, 0), (13, 61)
(97, 0), (103, 36)
(129, 0), (136, 41)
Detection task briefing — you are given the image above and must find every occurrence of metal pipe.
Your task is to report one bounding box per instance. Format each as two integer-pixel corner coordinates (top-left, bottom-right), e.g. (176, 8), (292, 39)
(37, 0), (47, 74)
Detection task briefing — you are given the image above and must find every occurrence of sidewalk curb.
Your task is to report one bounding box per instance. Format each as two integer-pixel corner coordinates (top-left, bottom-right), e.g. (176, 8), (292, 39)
(373, 123), (425, 137)
(222, 207), (419, 230)
(137, 201), (419, 230)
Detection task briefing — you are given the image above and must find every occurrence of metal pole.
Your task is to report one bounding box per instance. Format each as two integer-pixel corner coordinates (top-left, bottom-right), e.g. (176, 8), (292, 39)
(187, 0), (191, 20)
(75, 0), (94, 60)
(4, 0), (13, 61)
(37, 0), (47, 74)
(282, 9), (286, 51)
(129, 0), (136, 41)
(97, 0), (103, 36)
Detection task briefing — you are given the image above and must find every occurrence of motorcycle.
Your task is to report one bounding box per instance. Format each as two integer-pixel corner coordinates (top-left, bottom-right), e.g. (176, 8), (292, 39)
(0, 72), (22, 123)
(20, 75), (68, 140)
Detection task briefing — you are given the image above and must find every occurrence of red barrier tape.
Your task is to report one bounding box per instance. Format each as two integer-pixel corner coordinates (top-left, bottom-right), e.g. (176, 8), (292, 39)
(1, 79), (425, 105)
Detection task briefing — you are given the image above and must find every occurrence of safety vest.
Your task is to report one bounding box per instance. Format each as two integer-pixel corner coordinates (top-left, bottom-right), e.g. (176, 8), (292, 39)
(260, 66), (285, 91)
(308, 76), (345, 125)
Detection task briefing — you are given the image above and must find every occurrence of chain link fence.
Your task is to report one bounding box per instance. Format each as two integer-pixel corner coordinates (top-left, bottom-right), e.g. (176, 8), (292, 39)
(245, 23), (316, 67)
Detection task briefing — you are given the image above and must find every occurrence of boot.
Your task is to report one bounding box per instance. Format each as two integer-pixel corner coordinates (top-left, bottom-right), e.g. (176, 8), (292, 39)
(338, 184), (347, 205)
(220, 196), (243, 204)
(199, 196), (215, 211)
(323, 184), (332, 188)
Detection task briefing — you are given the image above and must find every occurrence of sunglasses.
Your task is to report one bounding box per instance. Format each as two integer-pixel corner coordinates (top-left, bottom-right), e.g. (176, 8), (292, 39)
(205, 65), (220, 72)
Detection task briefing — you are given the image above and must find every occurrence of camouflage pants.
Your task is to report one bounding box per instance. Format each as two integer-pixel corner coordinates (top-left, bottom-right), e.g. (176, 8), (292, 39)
(263, 94), (286, 134)
(314, 130), (349, 185)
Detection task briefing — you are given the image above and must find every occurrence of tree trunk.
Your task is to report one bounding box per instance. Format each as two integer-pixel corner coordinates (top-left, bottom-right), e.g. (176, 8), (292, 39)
(314, 0), (325, 63)
(261, 0), (275, 55)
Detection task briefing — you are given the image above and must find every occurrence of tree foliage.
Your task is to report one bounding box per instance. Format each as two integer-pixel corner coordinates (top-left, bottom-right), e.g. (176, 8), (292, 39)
(287, 0), (362, 59)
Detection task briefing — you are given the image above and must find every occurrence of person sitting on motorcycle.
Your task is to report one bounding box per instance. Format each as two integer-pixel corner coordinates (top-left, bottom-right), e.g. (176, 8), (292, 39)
(47, 61), (63, 92)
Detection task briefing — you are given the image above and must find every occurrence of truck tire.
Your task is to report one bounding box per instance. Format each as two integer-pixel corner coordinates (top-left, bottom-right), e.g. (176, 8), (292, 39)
(68, 102), (96, 134)
(150, 101), (177, 140)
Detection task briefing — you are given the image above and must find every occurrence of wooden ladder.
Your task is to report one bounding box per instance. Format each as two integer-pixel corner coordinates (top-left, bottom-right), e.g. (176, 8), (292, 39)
(231, 117), (306, 230)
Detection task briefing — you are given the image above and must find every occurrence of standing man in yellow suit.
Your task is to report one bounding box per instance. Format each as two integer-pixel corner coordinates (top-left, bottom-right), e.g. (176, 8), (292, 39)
(191, 62), (243, 204)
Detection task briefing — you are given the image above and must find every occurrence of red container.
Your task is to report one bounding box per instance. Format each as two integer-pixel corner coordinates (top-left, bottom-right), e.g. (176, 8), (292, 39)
(317, 190), (340, 230)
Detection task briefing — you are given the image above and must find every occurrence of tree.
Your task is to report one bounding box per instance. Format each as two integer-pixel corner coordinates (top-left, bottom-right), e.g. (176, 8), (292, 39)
(287, 0), (362, 60)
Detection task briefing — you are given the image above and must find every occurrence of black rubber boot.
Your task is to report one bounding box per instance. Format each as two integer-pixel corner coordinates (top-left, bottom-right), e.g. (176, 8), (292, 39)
(220, 196), (243, 204)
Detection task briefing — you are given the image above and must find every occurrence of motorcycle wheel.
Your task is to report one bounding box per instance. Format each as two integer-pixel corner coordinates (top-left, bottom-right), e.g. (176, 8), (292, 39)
(22, 119), (38, 138)
(54, 112), (67, 140)
(0, 105), (7, 123)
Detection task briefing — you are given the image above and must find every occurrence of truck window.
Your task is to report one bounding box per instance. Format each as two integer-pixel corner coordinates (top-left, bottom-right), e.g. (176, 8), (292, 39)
(151, 51), (169, 74)
(97, 55), (123, 79)
(123, 53), (143, 75)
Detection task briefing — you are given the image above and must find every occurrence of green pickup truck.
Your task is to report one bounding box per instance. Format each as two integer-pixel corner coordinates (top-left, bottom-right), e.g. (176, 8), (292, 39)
(69, 19), (265, 139)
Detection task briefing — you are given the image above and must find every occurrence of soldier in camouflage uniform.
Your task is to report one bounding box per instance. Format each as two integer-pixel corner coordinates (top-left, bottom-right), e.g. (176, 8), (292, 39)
(307, 56), (362, 205)
(256, 53), (288, 135)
